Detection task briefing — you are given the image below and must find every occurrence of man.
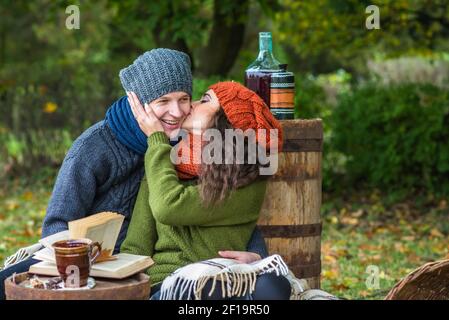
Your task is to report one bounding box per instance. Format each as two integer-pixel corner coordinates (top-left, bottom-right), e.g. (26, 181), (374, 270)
(41, 48), (193, 251)
(0, 48), (267, 299)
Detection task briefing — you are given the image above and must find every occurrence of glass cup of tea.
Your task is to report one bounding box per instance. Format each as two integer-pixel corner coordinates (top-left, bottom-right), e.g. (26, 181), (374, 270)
(52, 239), (101, 288)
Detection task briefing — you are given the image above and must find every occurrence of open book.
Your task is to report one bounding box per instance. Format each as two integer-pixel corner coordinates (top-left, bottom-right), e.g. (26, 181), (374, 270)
(30, 253), (153, 279)
(35, 212), (123, 263)
(30, 212), (154, 279)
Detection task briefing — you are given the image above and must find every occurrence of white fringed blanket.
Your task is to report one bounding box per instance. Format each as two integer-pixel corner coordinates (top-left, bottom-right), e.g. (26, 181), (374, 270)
(159, 254), (290, 300)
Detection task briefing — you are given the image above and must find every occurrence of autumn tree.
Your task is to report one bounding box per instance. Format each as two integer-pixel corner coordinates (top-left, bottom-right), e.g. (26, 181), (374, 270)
(274, 0), (449, 73)
(109, 0), (279, 77)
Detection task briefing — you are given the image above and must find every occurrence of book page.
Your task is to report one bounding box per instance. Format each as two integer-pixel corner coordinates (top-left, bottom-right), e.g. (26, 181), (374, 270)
(103, 217), (123, 251)
(29, 261), (59, 277)
(93, 253), (148, 272)
(69, 211), (118, 238)
(67, 213), (124, 256)
(84, 216), (124, 255)
(33, 247), (56, 263)
(83, 223), (109, 249)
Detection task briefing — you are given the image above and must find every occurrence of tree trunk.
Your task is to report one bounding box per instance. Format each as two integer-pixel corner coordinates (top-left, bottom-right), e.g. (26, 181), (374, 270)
(196, 0), (250, 77)
(152, 3), (195, 72)
(153, 30), (194, 73)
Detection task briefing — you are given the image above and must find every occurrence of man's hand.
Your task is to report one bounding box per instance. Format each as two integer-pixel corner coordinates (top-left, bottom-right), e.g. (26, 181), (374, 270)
(127, 91), (164, 137)
(218, 250), (262, 264)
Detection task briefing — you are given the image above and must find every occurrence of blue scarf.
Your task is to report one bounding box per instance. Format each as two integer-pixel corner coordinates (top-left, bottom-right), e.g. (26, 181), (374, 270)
(105, 96), (148, 155)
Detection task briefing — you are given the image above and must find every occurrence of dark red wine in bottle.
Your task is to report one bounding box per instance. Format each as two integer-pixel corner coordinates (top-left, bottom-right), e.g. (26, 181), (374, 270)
(244, 71), (272, 107)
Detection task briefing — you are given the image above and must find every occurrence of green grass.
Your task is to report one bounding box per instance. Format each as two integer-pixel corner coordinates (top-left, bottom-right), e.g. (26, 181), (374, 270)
(0, 170), (54, 262)
(320, 190), (449, 299)
(1, 170), (448, 300)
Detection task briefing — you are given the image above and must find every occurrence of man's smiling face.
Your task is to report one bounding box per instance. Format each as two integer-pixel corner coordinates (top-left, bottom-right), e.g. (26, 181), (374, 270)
(148, 91), (191, 138)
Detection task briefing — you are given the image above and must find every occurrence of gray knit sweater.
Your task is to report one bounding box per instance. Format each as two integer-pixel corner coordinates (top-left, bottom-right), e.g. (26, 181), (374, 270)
(41, 120), (144, 253)
(41, 120), (268, 256)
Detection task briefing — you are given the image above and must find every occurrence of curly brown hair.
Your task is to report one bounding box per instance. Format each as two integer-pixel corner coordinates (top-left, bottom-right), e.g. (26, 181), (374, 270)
(198, 108), (269, 206)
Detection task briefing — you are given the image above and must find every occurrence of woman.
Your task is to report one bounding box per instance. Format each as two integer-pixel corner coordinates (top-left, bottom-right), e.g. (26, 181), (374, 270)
(121, 81), (292, 300)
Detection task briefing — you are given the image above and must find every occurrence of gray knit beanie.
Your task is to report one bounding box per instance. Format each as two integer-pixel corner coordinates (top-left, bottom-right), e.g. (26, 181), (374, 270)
(119, 48), (193, 104)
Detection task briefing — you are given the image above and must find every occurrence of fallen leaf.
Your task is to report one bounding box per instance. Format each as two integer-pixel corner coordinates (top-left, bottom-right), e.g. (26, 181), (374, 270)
(324, 254), (337, 264)
(331, 283), (349, 291)
(23, 191), (33, 201)
(335, 248), (350, 257)
(322, 269), (340, 280)
(351, 209), (364, 218)
(3, 236), (18, 243)
(359, 244), (381, 251)
(341, 217), (359, 226)
(39, 208), (46, 218)
(359, 290), (370, 297)
(374, 227), (388, 234)
(43, 102), (58, 113)
(431, 243), (446, 255)
(330, 216), (339, 224)
(386, 225), (402, 234)
(407, 253), (423, 264)
(5, 200), (19, 210)
(394, 243), (408, 253)
(430, 228), (444, 238)
(360, 253), (382, 263)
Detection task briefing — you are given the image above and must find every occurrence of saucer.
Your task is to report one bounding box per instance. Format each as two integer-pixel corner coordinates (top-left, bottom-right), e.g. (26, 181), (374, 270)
(59, 277), (96, 290)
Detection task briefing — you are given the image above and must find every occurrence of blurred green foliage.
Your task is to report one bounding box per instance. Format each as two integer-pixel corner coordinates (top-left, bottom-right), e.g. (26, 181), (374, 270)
(1, 0), (449, 199)
(275, 0), (449, 73)
(329, 83), (449, 198)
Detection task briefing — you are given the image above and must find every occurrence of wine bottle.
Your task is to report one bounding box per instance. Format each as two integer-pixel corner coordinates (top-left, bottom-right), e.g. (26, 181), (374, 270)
(245, 32), (294, 119)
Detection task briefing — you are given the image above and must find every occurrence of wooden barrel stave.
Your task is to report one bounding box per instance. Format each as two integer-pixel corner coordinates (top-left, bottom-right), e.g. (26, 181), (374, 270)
(258, 119), (322, 289)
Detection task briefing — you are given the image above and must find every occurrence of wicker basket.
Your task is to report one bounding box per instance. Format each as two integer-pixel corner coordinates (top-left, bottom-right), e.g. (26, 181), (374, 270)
(385, 259), (449, 300)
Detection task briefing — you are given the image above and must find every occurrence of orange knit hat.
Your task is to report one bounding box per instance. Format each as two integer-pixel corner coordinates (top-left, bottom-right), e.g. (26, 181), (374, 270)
(175, 81), (283, 180)
(209, 81), (283, 152)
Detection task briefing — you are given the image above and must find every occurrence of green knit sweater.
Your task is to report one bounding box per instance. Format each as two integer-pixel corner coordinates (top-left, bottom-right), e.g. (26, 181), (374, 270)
(120, 131), (268, 286)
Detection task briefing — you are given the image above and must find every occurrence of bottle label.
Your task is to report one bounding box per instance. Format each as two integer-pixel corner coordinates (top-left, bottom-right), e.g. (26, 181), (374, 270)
(270, 72), (295, 119)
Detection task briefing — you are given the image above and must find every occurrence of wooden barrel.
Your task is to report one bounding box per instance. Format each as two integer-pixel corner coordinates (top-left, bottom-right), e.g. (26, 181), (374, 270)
(257, 119), (322, 289)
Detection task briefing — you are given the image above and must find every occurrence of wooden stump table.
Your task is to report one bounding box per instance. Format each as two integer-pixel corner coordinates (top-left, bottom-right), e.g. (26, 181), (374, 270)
(5, 272), (151, 300)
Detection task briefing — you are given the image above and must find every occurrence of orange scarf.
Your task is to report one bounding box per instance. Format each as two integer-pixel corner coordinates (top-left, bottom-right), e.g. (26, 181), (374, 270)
(174, 132), (203, 179)
(174, 128), (280, 180)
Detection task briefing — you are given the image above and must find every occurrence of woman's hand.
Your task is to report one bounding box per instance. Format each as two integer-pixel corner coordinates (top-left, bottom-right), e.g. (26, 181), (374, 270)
(218, 250), (262, 264)
(127, 91), (164, 137)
